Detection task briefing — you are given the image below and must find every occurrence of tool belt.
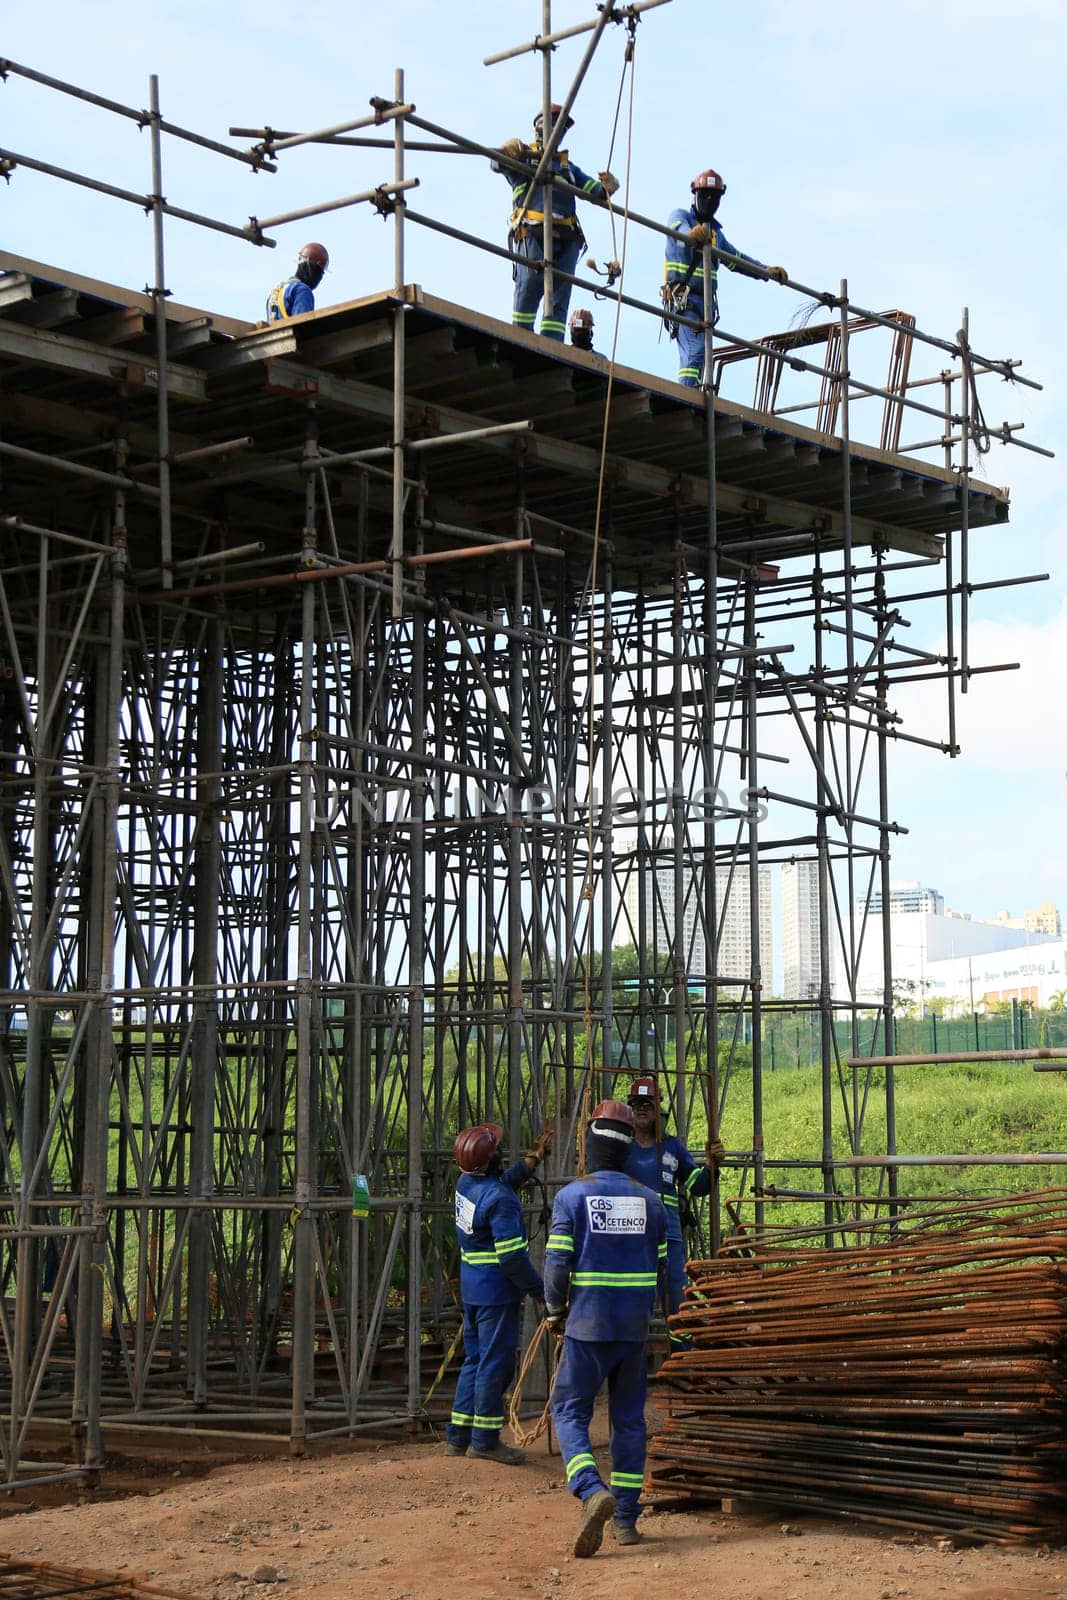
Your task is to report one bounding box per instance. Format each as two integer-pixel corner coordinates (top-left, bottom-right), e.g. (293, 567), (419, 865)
(509, 214), (588, 272)
(660, 280), (690, 340)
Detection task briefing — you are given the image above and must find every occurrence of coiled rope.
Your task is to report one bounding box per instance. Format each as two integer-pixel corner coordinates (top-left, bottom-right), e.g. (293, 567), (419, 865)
(506, 1317), (562, 1447)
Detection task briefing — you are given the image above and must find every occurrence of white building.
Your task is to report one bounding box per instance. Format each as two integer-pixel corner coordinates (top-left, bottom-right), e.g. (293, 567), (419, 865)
(782, 859), (821, 999)
(853, 910), (1058, 1006)
(925, 941), (1067, 1012)
(622, 861), (772, 984)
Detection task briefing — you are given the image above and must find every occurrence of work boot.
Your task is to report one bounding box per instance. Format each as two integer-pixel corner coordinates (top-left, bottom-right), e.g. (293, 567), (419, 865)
(444, 1442), (468, 1457)
(470, 1441), (525, 1466)
(574, 1488), (616, 1558)
(613, 1523), (642, 1546)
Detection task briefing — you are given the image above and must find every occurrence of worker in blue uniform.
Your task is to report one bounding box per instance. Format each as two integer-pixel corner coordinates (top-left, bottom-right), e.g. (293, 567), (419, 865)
(266, 241), (329, 322)
(446, 1121), (551, 1465)
(494, 107), (619, 340)
(545, 1099), (668, 1555)
(623, 1075), (723, 1348)
(663, 168), (788, 386)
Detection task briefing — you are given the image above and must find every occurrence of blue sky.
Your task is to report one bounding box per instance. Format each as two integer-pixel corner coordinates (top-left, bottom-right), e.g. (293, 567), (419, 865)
(3, 0), (1063, 919)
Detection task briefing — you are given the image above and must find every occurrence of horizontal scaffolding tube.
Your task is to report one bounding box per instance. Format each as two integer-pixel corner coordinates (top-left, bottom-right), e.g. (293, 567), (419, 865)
(246, 177), (419, 238)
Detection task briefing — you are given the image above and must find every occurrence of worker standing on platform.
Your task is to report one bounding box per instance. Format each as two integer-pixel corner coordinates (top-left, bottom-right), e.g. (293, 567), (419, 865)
(446, 1121), (552, 1465)
(545, 1100), (668, 1555)
(663, 169), (787, 386)
(265, 241), (329, 321)
(623, 1075), (723, 1347)
(495, 108), (619, 340)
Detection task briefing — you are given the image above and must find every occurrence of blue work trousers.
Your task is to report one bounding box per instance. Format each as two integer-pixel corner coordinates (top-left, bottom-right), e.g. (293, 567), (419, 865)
(550, 1337), (648, 1528)
(447, 1301), (520, 1452)
(665, 1236), (691, 1349)
(674, 292), (719, 387)
(512, 228), (581, 340)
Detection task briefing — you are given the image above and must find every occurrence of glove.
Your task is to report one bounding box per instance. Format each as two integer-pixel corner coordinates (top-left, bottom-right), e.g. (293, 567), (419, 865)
(687, 222), (710, 247)
(598, 170), (620, 197)
(500, 138), (527, 161)
(525, 1125), (554, 1166)
(545, 1311), (567, 1339)
(705, 1138), (727, 1169)
(766, 264), (788, 284)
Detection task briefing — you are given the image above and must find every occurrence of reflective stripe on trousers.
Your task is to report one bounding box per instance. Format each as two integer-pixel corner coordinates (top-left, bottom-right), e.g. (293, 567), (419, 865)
(447, 1300), (520, 1452)
(511, 230), (582, 341)
(549, 1336), (648, 1527)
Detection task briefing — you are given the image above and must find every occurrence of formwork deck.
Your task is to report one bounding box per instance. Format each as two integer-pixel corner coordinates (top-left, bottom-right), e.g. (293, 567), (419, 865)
(1, 250), (1007, 600)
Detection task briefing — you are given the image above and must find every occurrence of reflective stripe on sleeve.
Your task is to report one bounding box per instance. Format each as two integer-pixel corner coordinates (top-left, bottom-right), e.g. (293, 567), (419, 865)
(547, 1233), (574, 1252)
(460, 1249), (499, 1266)
(495, 1235), (529, 1257)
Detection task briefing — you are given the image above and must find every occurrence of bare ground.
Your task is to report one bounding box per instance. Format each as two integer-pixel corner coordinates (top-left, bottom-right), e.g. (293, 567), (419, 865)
(0, 1414), (1063, 1600)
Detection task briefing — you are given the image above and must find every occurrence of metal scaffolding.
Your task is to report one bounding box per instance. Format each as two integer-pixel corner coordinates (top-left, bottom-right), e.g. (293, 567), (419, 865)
(0, 6), (1055, 1491)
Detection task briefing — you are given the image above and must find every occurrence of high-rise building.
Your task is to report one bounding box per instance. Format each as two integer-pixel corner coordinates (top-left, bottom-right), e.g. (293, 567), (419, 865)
(782, 859), (822, 998)
(621, 860), (772, 984)
(865, 880), (945, 916)
(994, 901), (1062, 938)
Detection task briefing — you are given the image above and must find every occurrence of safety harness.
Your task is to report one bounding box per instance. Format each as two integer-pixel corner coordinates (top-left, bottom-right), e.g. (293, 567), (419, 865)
(508, 147), (588, 264)
(266, 279), (298, 321)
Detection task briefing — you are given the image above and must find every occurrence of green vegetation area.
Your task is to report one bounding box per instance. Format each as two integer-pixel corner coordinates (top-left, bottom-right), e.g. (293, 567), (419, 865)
(700, 1056), (1067, 1232)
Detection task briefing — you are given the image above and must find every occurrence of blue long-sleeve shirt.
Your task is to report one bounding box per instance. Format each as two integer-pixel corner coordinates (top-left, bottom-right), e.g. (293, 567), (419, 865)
(455, 1160), (543, 1307)
(624, 1135), (710, 1245)
(544, 1171), (667, 1341)
(495, 143), (605, 232)
(266, 277), (315, 321)
(664, 205), (766, 322)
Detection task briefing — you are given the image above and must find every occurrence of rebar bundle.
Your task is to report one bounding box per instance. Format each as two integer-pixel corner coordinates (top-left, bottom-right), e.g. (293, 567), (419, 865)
(648, 1194), (1067, 1543)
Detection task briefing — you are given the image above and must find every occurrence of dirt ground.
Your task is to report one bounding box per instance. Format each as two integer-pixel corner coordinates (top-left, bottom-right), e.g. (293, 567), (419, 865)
(1, 1414), (1063, 1600)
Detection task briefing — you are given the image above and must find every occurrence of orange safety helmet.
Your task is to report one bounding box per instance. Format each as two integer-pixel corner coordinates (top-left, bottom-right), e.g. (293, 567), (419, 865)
(298, 241), (330, 272)
(589, 1098), (635, 1130)
(453, 1122), (503, 1174)
(691, 168), (726, 196)
(627, 1075), (659, 1104)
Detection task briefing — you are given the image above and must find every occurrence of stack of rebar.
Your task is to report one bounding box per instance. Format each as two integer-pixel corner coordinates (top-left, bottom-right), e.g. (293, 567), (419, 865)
(647, 1194), (1067, 1543)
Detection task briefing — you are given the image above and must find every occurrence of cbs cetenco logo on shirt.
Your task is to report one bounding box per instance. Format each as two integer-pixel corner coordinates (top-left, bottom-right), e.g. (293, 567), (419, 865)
(586, 1195), (647, 1234)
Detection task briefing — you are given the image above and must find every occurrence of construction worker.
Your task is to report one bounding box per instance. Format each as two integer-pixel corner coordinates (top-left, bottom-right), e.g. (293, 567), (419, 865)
(495, 108), (619, 340)
(446, 1121), (552, 1465)
(569, 307), (596, 353)
(545, 1100), (668, 1554)
(624, 1075), (723, 1347)
(265, 241), (329, 321)
(663, 169), (787, 386)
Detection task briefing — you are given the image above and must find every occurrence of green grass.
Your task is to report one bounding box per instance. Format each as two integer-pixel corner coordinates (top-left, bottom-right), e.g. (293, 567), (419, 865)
(693, 1058), (1067, 1231)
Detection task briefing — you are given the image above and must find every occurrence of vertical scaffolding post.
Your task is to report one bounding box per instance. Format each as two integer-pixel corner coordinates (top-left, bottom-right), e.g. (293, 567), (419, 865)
(744, 574), (764, 1232)
(290, 402), (320, 1453)
(391, 68), (407, 618)
(540, 0), (554, 338)
(187, 613), (222, 1405)
(147, 75), (174, 589)
(875, 556), (899, 1219)
(958, 307), (971, 695)
(701, 270), (722, 1250)
(406, 538), (427, 1417)
(813, 556), (837, 1245)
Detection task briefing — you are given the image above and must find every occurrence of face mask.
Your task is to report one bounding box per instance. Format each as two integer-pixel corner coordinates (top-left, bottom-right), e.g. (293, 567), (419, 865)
(694, 190), (721, 222)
